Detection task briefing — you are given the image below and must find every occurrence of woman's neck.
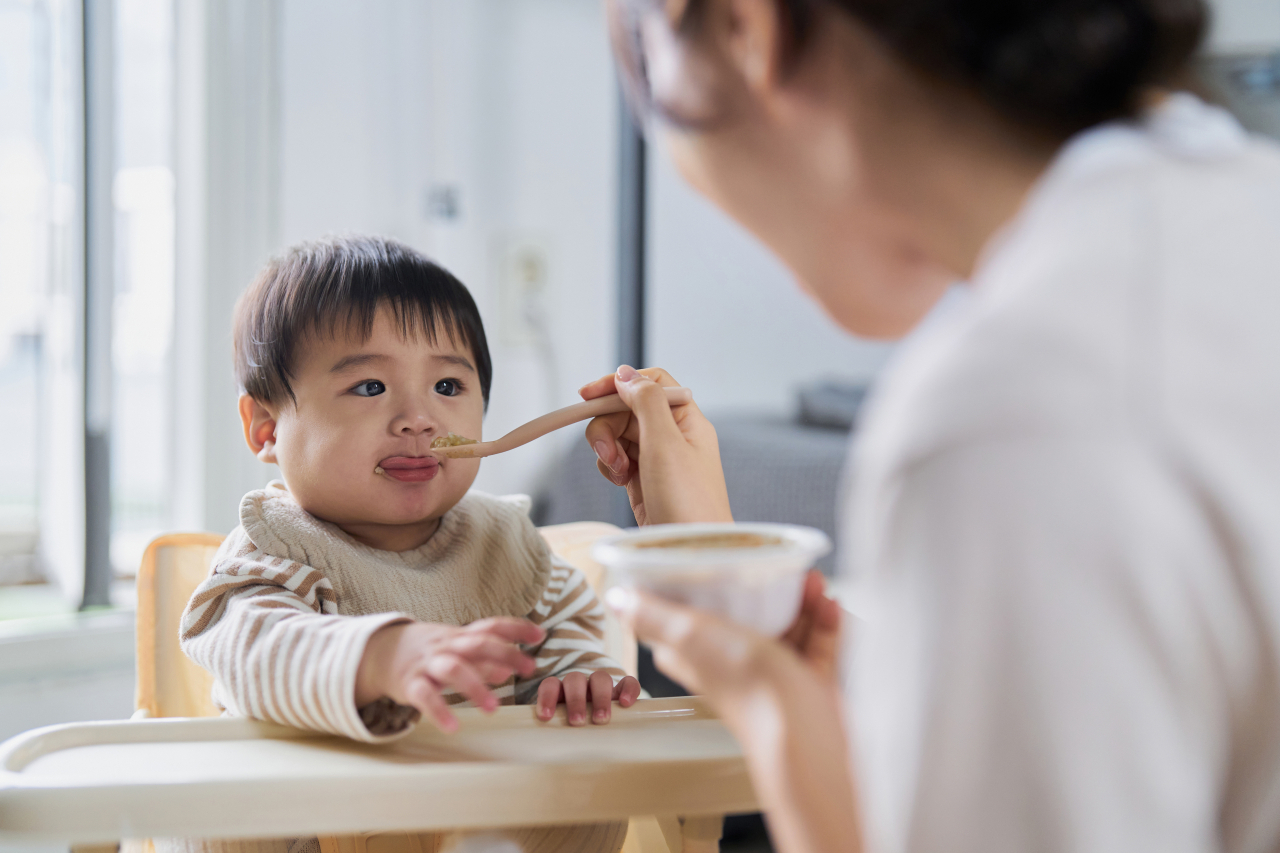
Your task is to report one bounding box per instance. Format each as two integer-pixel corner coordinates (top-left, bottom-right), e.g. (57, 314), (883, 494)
(858, 83), (1060, 280)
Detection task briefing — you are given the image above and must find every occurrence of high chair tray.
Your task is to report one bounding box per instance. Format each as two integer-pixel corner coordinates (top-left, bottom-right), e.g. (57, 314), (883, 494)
(0, 697), (756, 844)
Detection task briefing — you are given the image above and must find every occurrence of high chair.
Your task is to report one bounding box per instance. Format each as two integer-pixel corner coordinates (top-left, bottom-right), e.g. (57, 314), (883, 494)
(129, 524), (723, 853)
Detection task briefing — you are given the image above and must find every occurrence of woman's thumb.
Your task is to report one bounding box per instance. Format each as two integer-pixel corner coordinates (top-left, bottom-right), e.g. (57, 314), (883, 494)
(614, 365), (683, 441)
(606, 586), (693, 650)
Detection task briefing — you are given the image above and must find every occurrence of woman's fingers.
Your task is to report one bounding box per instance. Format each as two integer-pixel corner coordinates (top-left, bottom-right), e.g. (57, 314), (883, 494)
(782, 571), (843, 680)
(562, 671), (590, 726)
(583, 367), (686, 482)
(582, 364), (730, 526)
(782, 571), (825, 648)
(805, 594), (845, 679)
(578, 366), (681, 401)
(589, 671), (616, 723)
(536, 676), (562, 721)
(807, 607), (844, 679)
(578, 372), (620, 401)
(613, 366), (687, 444)
(584, 410), (636, 484)
(606, 588), (720, 692)
(607, 586), (687, 646)
(596, 456), (626, 487)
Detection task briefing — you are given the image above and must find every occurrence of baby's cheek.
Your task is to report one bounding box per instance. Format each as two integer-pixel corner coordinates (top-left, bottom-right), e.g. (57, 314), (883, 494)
(442, 457), (482, 498)
(283, 429), (362, 510)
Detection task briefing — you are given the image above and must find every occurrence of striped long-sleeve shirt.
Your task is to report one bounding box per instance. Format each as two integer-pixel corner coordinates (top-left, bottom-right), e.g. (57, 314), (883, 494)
(179, 482), (626, 742)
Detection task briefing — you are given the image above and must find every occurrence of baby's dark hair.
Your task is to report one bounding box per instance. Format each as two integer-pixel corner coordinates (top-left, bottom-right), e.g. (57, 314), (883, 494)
(233, 235), (493, 409)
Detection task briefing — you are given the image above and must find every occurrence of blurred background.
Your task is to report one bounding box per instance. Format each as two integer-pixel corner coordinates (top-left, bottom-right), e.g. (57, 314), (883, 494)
(0, 0), (1278, 848)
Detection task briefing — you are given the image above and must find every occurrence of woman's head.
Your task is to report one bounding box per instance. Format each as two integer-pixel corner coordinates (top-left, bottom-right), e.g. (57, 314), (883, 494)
(610, 0), (1205, 336)
(614, 0), (1206, 137)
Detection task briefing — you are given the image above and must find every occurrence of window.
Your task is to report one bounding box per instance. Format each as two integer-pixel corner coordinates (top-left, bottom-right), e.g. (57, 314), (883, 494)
(111, 0), (175, 577)
(0, 0), (176, 609)
(0, 0), (80, 591)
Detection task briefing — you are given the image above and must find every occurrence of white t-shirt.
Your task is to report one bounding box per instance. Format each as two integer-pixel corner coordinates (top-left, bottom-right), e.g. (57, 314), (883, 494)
(842, 94), (1280, 853)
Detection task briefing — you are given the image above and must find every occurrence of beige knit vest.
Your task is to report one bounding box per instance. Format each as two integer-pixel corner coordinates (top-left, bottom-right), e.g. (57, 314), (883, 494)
(238, 481), (551, 624)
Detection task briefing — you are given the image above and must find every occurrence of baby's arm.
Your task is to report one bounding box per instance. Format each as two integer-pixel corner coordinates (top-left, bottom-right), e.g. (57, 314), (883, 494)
(180, 541), (413, 742)
(513, 557), (642, 724)
(182, 537), (542, 740)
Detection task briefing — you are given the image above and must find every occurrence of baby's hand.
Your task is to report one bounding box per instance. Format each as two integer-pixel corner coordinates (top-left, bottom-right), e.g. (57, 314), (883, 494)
(355, 617), (545, 733)
(535, 672), (642, 726)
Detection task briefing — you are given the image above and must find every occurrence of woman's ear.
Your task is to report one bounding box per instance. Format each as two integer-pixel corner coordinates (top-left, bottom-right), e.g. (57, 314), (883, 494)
(238, 394), (279, 464)
(723, 0), (783, 96)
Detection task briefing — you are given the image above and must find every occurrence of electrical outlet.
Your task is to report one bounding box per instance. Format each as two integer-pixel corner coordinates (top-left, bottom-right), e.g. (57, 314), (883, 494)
(495, 237), (551, 346)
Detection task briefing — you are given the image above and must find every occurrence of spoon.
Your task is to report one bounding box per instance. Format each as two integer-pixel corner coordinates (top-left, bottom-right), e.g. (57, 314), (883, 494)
(430, 386), (693, 460)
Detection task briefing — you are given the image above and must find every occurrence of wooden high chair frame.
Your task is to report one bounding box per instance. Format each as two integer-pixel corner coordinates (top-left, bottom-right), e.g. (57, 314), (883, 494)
(130, 524), (724, 853)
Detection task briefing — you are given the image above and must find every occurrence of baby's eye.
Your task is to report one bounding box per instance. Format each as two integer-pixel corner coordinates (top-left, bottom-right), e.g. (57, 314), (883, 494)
(351, 380), (386, 397)
(434, 378), (461, 397)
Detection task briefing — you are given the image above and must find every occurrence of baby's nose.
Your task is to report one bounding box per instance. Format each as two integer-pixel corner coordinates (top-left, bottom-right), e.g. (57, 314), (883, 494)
(392, 407), (437, 435)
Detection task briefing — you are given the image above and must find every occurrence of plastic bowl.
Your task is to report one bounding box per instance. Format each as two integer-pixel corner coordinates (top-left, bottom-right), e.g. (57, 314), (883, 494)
(592, 523), (832, 636)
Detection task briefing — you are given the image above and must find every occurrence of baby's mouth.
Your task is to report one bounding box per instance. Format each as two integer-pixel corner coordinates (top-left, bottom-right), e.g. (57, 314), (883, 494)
(375, 455), (441, 483)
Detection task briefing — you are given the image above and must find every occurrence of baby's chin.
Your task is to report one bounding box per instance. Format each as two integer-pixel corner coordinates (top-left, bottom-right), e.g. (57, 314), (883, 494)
(295, 481), (468, 529)
(310, 504), (457, 544)
(352, 495), (463, 526)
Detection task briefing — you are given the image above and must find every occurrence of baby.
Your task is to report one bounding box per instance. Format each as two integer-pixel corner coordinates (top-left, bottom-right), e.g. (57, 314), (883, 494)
(176, 235), (639, 853)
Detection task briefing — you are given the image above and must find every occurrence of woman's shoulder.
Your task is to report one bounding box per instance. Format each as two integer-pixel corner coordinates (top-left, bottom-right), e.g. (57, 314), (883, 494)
(863, 113), (1280, 471)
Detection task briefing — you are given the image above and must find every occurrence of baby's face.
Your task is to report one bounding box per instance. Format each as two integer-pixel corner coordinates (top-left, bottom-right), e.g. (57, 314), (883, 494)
(268, 307), (484, 539)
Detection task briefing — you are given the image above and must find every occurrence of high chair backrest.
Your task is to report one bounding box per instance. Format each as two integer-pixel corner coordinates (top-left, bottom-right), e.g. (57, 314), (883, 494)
(133, 522), (633, 720)
(135, 533), (226, 719)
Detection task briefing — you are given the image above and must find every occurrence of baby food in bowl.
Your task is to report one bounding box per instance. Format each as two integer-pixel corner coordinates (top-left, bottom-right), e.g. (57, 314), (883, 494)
(592, 523), (832, 636)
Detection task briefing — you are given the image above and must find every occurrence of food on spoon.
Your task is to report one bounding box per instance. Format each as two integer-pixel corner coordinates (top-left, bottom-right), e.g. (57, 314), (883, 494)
(431, 432), (479, 449)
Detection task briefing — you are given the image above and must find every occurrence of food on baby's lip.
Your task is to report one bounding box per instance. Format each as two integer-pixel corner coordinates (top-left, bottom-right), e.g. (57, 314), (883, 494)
(431, 432), (479, 449)
(629, 532), (783, 550)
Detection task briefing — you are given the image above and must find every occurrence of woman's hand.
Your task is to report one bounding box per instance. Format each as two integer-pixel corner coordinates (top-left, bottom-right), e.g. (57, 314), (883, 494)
(780, 571), (845, 683)
(606, 572), (859, 853)
(608, 571), (843, 703)
(580, 365), (732, 525)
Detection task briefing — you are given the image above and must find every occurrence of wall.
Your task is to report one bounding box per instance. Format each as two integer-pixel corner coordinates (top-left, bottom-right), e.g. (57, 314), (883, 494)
(0, 614), (134, 743)
(174, 0), (621, 518)
(172, 0), (284, 536)
(1207, 0), (1280, 52)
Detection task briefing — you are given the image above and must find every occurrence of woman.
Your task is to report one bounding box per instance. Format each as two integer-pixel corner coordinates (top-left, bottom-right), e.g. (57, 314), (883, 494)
(579, 1), (1280, 852)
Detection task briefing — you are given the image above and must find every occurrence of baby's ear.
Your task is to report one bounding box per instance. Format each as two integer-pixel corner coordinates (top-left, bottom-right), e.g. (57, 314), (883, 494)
(238, 394), (279, 464)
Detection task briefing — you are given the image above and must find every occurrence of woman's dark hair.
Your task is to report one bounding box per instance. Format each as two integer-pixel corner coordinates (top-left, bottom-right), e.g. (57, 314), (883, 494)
(233, 235), (493, 409)
(612, 0), (1207, 138)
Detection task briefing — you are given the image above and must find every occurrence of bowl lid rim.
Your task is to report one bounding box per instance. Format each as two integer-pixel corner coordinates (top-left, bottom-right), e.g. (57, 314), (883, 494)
(590, 522), (832, 567)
